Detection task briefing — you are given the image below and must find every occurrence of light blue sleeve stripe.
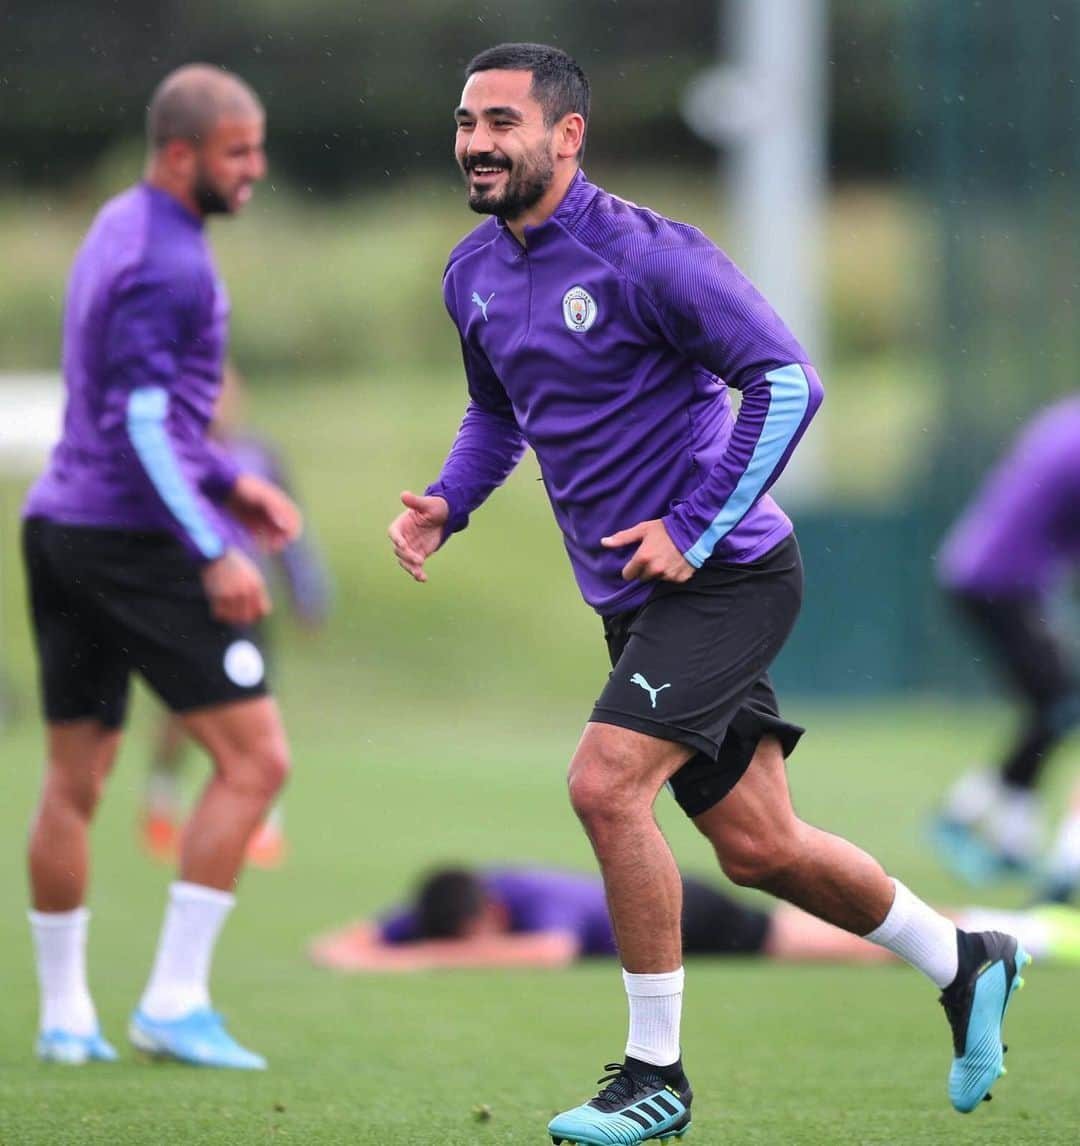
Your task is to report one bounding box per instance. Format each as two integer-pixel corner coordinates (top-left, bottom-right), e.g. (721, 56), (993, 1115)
(126, 386), (225, 560)
(683, 363), (812, 568)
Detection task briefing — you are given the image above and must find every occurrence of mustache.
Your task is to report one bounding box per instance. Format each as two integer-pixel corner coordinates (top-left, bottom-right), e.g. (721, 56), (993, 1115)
(463, 154), (512, 172)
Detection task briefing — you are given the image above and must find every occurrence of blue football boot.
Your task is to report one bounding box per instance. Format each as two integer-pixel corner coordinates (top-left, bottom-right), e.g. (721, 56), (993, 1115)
(549, 1057), (692, 1145)
(128, 1007), (266, 1070)
(36, 1027), (118, 1064)
(939, 930), (1029, 1112)
(928, 817), (1031, 886)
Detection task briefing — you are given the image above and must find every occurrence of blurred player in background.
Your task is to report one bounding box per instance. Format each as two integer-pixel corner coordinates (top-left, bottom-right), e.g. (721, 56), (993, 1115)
(932, 395), (1080, 895)
(389, 42), (1028, 1141)
(309, 864), (1080, 972)
(140, 365), (332, 869)
(21, 65), (297, 1069)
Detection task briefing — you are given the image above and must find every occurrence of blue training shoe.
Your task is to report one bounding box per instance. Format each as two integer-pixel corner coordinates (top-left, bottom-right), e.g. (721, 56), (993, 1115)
(548, 1058), (692, 1145)
(36, 1028), (118, 1065)
(128, 1007), (267, 1070)
(928, 817), (1031, 886)
(939, 930), (1029, 1113)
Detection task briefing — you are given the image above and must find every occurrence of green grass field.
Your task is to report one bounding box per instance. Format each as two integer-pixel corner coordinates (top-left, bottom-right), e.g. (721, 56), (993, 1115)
(2, 376), (1078, 1144)
(1, 693), (1078, 1145)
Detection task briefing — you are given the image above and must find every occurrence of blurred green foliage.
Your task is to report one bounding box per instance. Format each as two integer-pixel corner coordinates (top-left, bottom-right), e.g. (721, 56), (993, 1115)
(0, 169), (927, 380)
(1, 0), (905, 190)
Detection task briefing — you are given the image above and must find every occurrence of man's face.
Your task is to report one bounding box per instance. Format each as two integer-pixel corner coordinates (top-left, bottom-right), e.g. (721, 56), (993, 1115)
(454, 70), (555, 220)
(190, 114), (267, 216)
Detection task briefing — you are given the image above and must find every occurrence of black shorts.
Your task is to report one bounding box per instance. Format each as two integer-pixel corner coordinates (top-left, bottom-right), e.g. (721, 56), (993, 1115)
(952, 589), (1077, 709)
(591, 534), (805, 818)
(680, 876), (771, 956)
(22, 518), (269, 728)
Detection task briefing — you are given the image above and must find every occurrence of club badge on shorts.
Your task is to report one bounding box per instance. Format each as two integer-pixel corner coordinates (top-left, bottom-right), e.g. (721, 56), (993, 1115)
(223, 639), (265, 688)
(562, 285), (598, 333)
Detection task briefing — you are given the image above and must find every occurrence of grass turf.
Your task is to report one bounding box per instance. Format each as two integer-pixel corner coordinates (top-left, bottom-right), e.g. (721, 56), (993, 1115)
(1, 693), (1077, 1145)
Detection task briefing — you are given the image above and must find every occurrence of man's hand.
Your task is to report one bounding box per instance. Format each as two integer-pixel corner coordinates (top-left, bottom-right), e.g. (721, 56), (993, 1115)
(201, 548), (272, 625)
(226, 473), (302, 553)
(602, 519), (695, 583)
(388, 491), (449, 583)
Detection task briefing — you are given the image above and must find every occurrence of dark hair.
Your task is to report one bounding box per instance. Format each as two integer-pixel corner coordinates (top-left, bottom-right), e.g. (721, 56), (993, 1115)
(415, 867), (486, 939)
(465, 42), (590, 131)
(146, 63), (262, 149)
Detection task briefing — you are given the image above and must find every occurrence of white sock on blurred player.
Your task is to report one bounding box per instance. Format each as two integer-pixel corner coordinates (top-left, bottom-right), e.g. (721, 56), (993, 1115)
(941, 768), (999, 826)
(623, 967), (684, 1066)
(29, 906), (98, 1035)
(989, 785), (1042, 861)
(139, 881), (234, 1020)
(1047, 813), (1080, 890)
(863, 879), (959, 987)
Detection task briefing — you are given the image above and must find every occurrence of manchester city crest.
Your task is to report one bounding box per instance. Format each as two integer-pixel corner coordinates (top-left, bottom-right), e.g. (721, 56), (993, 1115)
(562, 285), (598, 333)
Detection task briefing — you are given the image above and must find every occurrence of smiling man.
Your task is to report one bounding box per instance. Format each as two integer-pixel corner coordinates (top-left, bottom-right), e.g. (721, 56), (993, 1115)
(21, 65), (299, 1070)
(389, 43), (1030, 1143)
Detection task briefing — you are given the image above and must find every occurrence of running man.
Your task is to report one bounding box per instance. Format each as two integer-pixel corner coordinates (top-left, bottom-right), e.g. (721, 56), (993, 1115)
(309, 864), (1080, 973)
(388, 43), (1029, 1142)
(22, 65), (297, 1068)
(932, 396), (1080, 891)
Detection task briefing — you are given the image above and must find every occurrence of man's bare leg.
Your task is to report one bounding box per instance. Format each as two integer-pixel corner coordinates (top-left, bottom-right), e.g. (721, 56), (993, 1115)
(28, 720), (122, 1050)
(132, 696), (289, 1068)
(569, 723), (693, 1071)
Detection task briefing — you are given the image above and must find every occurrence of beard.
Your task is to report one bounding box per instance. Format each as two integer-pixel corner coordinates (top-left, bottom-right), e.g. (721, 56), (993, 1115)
(193, 167), (233, 216)
(462, 147), (554, 221)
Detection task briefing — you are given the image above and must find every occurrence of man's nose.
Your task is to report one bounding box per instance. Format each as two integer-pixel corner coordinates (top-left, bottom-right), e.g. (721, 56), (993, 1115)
(468, 123), (495, 154)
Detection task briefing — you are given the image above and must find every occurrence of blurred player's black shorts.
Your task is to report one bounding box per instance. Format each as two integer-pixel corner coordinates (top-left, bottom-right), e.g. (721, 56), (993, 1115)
(952, 589), (1076, 706)
(22, 518), (268, 728)
(591, 533), (804, 818)
(680, 876), (771, 956)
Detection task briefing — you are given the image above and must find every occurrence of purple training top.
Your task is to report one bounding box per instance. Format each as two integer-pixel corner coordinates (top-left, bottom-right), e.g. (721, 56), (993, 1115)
(24, 183), (240, 564)
(939, 396), (1080, 595)
(428, 171), (824, 615)
(379, 868), (617, 957)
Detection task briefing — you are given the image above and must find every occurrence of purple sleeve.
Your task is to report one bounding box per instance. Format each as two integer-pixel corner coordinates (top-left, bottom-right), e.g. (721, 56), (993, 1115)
(425, 336), (528, 539)
(634, 244), (824, 565)
(377, 907), (419, 945)
(278, 535), (334, 623)
(103, 266), (232, 563)
(200, 439), (242, 504)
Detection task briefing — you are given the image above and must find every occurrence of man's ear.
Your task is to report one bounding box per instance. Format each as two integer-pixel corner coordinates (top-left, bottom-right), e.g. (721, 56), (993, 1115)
(161, 137), (198, 179)
(556, 113), (586, 161)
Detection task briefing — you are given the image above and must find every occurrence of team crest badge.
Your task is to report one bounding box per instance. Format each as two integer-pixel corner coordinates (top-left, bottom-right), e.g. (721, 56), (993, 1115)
(562, 285), (598, 333)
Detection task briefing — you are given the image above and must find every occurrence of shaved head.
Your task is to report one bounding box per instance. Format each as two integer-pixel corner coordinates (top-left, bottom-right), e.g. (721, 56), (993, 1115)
(147, 64), (263, 150)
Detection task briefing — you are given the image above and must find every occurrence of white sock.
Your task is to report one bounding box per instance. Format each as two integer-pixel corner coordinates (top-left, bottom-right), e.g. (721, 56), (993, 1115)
(989, 787), (1042, 860)
(863, 879), (958, 988)
(623, 967), (684, 1067)
(29, 906), (97, 1036)
(139, 881), (235, 1021)
(954, 908), (1050, 961)
(942, 769), (999, 825)
(1048, 813), (1080, 885)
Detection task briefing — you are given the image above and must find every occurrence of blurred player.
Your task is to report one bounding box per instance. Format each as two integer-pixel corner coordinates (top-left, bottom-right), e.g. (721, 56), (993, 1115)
(21, 65), (298, 1068)
(389, 42), (1028, 1141)
(932, 396), (1080, 890)
(140, 366), (332, 869)
(309, 864), (1080, 972)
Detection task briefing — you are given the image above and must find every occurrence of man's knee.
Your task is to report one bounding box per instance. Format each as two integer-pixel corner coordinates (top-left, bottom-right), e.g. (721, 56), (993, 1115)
(218, 734), (291, 800)
(714, 823), (803, 890)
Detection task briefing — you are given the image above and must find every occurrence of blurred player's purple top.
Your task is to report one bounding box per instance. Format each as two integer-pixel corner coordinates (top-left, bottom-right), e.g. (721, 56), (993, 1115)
(220, 431), (332, 624)
(939, 396), (1080, 595)
(24, 184), (239, 563)
(428, 171), (824, 615)
(379, 868), (617, 956)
